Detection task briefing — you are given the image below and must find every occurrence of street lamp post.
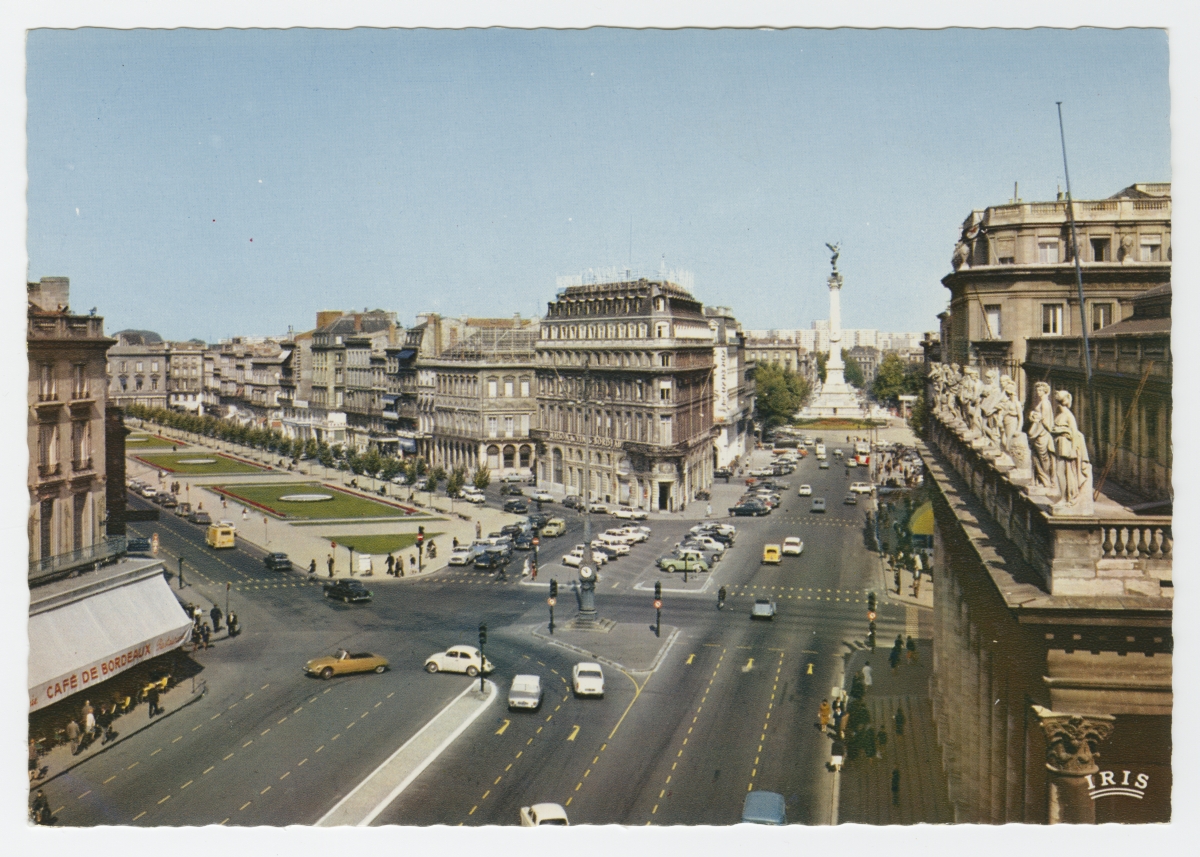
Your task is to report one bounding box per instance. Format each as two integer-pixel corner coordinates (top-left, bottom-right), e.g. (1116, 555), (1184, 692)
(577, 357), (598, 621)
(178, 556), (185, 589)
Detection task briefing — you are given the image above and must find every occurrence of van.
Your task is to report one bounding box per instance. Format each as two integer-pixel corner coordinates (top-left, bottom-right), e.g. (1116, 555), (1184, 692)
(762, 544), (782, 564)
(815, 443), (826, 457)
(206, 523), (236, 549)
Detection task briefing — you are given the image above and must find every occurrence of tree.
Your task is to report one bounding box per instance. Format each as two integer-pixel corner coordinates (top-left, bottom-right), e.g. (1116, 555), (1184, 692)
(816, 352), (828, 384)
(908, 391), (929, 437)
(424, 465), (446, 494)
(872, 353), (910, 403)
(446, 465), (468, 497)
(841, 349), (865, 389)
(753, 362), (810, 428)
(473, 465), (492, 491)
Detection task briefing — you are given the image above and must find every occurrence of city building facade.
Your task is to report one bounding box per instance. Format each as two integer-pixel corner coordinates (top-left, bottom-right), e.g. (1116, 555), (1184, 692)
(705, 306), (755, 470)
(531, 278), (715, 511)
(941, 182), (1171, 400)
(106, 332), (170, 411)
(166, 341), (204, 413)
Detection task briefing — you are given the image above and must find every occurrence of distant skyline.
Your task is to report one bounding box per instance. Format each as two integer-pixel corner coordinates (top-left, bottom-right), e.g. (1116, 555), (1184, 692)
(27, 27), (1171, 342)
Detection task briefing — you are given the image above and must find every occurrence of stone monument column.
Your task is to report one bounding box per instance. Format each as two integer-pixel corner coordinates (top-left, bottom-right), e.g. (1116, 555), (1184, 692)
(825, 268), (847, 386)
(1032, 705), (1115, 823)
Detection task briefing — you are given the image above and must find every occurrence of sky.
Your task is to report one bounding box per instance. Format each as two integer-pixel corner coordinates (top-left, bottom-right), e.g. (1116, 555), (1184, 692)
(25, 26), (1172, 342)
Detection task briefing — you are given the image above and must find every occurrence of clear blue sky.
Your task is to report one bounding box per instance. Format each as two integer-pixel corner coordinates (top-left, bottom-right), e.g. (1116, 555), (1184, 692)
(27, 27), (1170, 341)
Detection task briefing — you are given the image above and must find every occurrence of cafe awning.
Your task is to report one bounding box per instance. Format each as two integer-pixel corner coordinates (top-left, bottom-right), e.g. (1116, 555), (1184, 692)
(28, 562), (194, 712)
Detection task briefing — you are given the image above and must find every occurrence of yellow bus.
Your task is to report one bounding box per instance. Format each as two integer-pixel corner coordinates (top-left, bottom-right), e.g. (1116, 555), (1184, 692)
(206, 523), (236, 549)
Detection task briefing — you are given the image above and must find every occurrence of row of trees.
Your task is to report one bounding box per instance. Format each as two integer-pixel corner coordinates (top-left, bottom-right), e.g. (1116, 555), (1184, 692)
(123, 403), (494, 495)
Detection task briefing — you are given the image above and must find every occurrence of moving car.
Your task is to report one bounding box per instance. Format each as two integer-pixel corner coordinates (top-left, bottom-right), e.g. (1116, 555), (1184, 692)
(572, 662), (605, 697)
(613, 507), (648, 520)
(425, 645), (493, 676)
(797, 484), (813, 496)
(587, 503), (609, 514)
(741, 791), (787, 825)
(782, 537), (804, 556)
(508, 675), (544, 711)
(520, 803), (569, 827)
(729, 502), (769, 517)
(513, 533), (534, 551)
(846, 459), (858, 468)
(304, 649), (387, 680)
(751, 598), (777, 620)
(140, 486), (158, 498)
(174, 502), (192, 518)
(503, 499), (529, 514)
(264, 552), (292, 571)
(563, 545), (607, 567)
(844, 494), (858, 505)
(762, 544), (782, 564)
(533, 491), (554, 503)
(158, 494), (178, 509)
(448, 548), (473, 566)
(474, 551), (508, 571)
(540, 518), (567, 537)
(189, 510), (212, 525)
(811, 498), (827, 513)
(819, 460), (830, 470)
(499, 483), (525, 496)
(323, 579), (373, 603)
(205, 523), (236, 548)
(562, 495), (584, 510)
(850, 482), (873, 494)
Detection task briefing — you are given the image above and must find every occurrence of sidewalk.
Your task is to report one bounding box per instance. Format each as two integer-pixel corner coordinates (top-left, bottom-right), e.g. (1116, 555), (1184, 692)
(835, 640), (954, 824)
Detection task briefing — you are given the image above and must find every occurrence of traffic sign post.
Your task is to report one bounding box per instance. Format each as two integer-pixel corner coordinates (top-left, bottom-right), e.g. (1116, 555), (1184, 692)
(531, 537), (540, 581)
(478, 623), (488, 692)
(548, 579), (558, 634)
(654, 581), (662, 637)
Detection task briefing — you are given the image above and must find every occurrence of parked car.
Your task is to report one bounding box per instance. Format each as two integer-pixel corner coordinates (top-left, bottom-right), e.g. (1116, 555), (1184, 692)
(562, 495), (584, 510)
(127, 536), (152, 554)
(140, 486), (158, 498)
(587, 503), (609, 514)
(659, 553), (710, 574)
(303, 649), (388, 680)
(572, 662), (605, 697)
(158, 494), (178, 509)
(751, 598), (778, 620)
(448, 548), (473, 566)
(762, 544), (782, 564)
(188, 510), (212, 525)
(508, 675), (544, 711)
(527, 512), (551, 529)
(461, 490), (487, 504)
(729, 502), (769, 517)
(782, 537), (804, 556)
(540, 518), (567, 537)
(503, 499), (529, 514)
(425, 645), (493, 676)
(500, 523), (528, 538)
(741, 791), (787, 825)
(811, 498), (827, 513)
(501, 472), (526, 483)
(174, 502), (192, 518)
(591, 539), (629, 557)
(520, 803), (569, 827)
(264, 552), (292, 571)
(322, 579), (373, 603)
(532, 491), (554, 503)
(850, 482), (873, 494)
(500, 484), (525, 497)
(846, 459), (859, 468)
(612, 507), (648, 520)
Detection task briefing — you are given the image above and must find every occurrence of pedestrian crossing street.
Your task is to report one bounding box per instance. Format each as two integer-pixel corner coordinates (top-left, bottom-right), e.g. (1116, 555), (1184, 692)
(723, 583), (872, 603)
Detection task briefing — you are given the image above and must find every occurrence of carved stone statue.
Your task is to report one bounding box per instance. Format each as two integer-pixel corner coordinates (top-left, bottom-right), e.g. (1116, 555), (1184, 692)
(825, 242), (841, 274)
(978, 368), (1004, 449)
(959, 366), (983, 437)
(1120, 233), (1135, 264)
(952, 240), (971, 271)
(998, 375), (1022, 453)
(1026, 381), (1057, 494)
(1050, 390), (1094, 515)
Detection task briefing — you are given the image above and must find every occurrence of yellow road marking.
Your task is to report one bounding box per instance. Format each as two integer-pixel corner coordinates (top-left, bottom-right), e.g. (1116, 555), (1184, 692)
(151, 748), (162, 756)
(469, 806), (477, 815)
(78, 790), (91, 799)
(133, 811), (146, 821)
(260, 786), (271, 795)
(261, 729), (271, 736)
(495, 719), (510, 735)
(158, 795), (171, 805)
(278, 717), (287, 724)
(686, 653), (695, 664)
(172, 736), (182, 743)
(567, 725), (580, 741)
(181, 780), (193, 789)
(224, 753), (234, 761)
(127, 762), (139, 770)
(316, 745), (325, 753)
(240, 802), (251, 811)
(203, 766), (214, 774)
(481, 790), (490, 800)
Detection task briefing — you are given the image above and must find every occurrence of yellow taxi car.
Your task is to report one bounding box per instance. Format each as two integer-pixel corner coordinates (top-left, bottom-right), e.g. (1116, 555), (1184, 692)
(762, 544), (782, 564)
(540, 518), (567, 537)
(304, 648), (389, 680)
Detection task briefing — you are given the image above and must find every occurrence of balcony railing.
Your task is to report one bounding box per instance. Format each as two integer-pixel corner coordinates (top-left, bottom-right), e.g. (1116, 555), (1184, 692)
(37, 462), (62, 479)
(985, 197), (1171, 226)
(72, 457), (94, 472)
(1025, 336), (1171, 382)
(29, 536), (129, 585)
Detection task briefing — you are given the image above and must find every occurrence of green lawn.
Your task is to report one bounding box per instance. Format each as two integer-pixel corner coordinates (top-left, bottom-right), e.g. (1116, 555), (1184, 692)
(792, 418), (885, 430)
(319, 533), (443, 555)
(125, 434), (178, 450)
(134, 452), (268, 475)
(214, 482), (418, 520)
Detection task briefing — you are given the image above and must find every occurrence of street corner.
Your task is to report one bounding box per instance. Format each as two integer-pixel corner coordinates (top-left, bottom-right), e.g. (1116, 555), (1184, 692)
(530, 621), (679, 674)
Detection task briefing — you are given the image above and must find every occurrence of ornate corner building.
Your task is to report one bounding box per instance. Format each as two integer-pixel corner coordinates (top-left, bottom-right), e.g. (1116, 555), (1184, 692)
(531, 278), (715, 511)
(921, 183), (1172, 823)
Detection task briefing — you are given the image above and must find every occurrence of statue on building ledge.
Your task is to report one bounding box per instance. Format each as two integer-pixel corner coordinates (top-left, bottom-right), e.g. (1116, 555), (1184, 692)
(1050, 390), (1094, 516)
(1026, 381), (1058, 496)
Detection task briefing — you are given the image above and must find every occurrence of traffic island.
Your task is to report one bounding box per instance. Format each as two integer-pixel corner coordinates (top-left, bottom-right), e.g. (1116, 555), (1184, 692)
(531, 623), (679, 673)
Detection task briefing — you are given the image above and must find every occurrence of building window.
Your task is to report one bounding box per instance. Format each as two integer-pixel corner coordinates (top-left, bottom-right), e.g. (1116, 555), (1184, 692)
(995, 237), (1015, 264)
(487, 444), (501, 469)
(983, 305), (1002, 339)
(659, 414), (672, 445)
(136, 361), (143, 372)
(488, 378), (498, 397)
(488, 417), (498, 437)
(1037, 239), (1060, 264)
(1041, 304), (1063, 336)
(659, 380), (672, 402)
(1092, 303), (1113, 331)
(1091, 237), (1111, 262)
(660, 353), (671, 367)
(503, 444), (516, 468)
(1140, 238), (1162, 262)
(655, 323), (669, 338)
(39, 364), (56, 401)
(520, 378), (530, 397)
(504, 378), (514, 397)
(504, 416), (514, 437)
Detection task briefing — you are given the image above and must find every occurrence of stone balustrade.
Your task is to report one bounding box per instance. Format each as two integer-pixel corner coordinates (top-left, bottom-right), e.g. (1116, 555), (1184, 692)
(926, 414), (1171, 598)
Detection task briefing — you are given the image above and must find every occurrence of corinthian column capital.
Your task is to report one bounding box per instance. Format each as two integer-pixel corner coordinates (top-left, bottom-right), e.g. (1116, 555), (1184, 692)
(1032, 704), (1116, 776)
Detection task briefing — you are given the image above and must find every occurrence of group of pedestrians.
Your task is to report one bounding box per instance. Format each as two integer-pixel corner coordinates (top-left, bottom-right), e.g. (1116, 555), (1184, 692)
(888, 635), (918, 671)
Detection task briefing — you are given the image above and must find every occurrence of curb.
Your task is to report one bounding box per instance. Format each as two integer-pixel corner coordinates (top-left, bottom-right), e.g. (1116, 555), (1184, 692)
(316, 679), (497, 827)
(529, 625), (680, 675)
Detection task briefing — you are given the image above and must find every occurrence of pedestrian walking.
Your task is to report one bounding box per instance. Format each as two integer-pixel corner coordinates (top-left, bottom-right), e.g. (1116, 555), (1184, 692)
(862, 662), (873, 689)
(84, 707), (98, 743)
(705, 503), (712, 517)
(523, 558), (531, 578)
(81, 699), (94, 721)
(241, 507), (248, 521)
(67, 718), (81, 754)
(894, 565), (902, 593)
(147, 684), (161, 717)
(386, 554), (395, 576)
(891, 768), (901, 805)
(893, 706), (906, 737)
(210, 604), (222, 633)
(327, 554), (335, 577)
(99, 704), (115, 744)
(309, 558), (317, 575)
(408, 555), (416, 575)
(227, 611), (239, 636)
(838, 712), (849, 740)
(818, 699), (832, 732)
(452, 536), (459, 550)
(200, 622), (211, 650)
(475, 521), (482, 540)
(29, 738), (40, 782)
(222, 497), (228, 509)
(889, 645), (901, 671)
(906, 635), (917, 663)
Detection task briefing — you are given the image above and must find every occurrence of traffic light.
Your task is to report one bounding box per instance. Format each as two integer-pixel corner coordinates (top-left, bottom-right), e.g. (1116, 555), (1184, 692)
(867, 591), (876, 613)
(417, 525), (425, 543)
(549, 579), (558, 600)
(867, 621), (877, 651)
(654, 580), (661, 601)
(478, 622), (487, 647)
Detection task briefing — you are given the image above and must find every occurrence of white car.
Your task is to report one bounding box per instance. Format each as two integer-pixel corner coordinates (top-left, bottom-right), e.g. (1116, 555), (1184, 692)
(461, 491), (486, 505)
(448, 549), (473, 566)
(424, 645), (494, 677)
(587, 503), (609, 514)
(563, 545), (607, 567)
(141, 486), (158, 498)
(613, 507), (648, 521)
(797, 484), (813, 496)
(592, 539), (630, 556)
(501, 473), (525, 483)
(850, 482), (873, 494)
(608, 527), (647, 543)
(508, 675), (543, 711)
(520, 803), (569, 826)
(682, 535), (725, 554)
(572, 662), (605, 697)
(782, 537), (804, 556)
(533, 491), (554, 502)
